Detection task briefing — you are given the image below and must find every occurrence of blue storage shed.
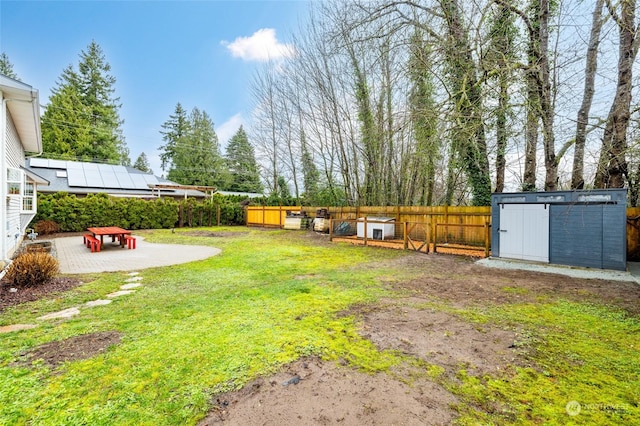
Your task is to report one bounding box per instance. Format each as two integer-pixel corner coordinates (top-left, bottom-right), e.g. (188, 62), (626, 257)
(491, 189), (627, 271)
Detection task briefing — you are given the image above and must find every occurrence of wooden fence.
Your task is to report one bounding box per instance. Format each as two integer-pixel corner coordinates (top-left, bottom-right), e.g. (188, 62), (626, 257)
(246, 205), (491, 254)
(247, 205), (640, 260)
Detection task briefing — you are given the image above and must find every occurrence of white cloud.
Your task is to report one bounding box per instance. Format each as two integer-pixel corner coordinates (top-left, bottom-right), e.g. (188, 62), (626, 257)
(217, 113), (244, 148)
(221, 28), (295, 62)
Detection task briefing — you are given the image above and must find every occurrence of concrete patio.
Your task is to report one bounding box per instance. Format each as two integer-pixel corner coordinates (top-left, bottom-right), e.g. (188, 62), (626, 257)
(53, 235), (221, 274)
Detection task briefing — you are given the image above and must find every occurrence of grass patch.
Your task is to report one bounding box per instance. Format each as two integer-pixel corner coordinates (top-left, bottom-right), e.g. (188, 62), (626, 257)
(448, 301), (640, 424)
(0, 228), (405, 425)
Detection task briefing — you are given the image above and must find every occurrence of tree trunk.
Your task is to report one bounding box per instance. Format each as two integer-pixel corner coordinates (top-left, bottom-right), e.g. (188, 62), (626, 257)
(495, 76), (508, 192)
(594, 0), (637, 188)
(571, 0), (604, 189)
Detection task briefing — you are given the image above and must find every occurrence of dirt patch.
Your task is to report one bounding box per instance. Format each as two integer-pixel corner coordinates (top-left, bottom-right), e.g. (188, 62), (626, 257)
(0, 276), (83, 313)
(15, 331), (121, 368)
(359, 304), (520, 376)
(184, 231), (249, 238)
(198, 357), (457, 426)
(386, 253), (640, 315)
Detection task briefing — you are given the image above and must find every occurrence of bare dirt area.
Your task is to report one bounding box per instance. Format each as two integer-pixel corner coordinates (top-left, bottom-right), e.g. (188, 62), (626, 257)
(385, 253), (640, 315)
(359, 305), (520, 377)
(14, 331), (121, 368)
(197, 357), (457, 426)
(0, 276), (83, 313)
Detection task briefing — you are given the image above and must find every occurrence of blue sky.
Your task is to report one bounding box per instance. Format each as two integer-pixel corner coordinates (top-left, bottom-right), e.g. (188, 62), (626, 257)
(1, 0), (309, 174)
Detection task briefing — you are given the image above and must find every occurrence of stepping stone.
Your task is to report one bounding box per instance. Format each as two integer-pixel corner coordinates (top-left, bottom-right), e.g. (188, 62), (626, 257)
(124, 276), (143, 283)
(107, 290), (134, 298)
(120, 283), (142, 290)
(0, 324), (37, 333)
(127, 272), (140, 276)
(85, 299), (112, 307)
(37, 307), (80, 320)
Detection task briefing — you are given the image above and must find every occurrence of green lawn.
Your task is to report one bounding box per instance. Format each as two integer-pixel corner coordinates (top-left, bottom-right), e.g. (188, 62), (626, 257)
(0, 228), (638, 425)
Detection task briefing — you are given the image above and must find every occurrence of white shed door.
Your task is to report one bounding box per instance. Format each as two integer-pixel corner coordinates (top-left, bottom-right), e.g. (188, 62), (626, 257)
(499, 204), (549, 262)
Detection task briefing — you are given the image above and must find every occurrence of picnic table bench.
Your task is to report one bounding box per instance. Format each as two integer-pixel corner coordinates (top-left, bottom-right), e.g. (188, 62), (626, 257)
(84, 227), (136, 252)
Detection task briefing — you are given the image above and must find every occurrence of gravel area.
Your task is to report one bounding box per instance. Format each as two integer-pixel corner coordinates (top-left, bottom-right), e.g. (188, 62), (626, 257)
(477, 257), (640, 283)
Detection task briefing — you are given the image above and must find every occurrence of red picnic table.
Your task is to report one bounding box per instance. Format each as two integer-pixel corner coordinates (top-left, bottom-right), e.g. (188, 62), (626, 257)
(87, 226), (132, 248)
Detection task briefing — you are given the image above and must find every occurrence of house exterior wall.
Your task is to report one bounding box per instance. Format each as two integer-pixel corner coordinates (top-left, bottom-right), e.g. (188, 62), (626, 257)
(3, 109), (28, 258)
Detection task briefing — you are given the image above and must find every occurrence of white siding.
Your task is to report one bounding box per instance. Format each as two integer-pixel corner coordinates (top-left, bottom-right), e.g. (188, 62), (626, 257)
(4, 107), (29, 257)
(5, 196), (22, 257)
(5, 110), (25, 168)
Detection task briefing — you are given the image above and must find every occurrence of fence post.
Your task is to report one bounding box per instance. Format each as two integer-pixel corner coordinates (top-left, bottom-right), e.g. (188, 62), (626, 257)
(432, 221), (437, 253)
(484, 221), (490, 258)
(217, 205), (221, 226)
(363, 216), (368, 246)
(329, 219), (334, 241)
(403, 221), (408, 250)
(425, 221), (430, 254)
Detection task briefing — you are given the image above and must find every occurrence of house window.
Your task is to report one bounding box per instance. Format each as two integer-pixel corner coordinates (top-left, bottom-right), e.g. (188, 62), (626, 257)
(22, 181), (35, 212)
(7, 167), (22, 195)
(6, 168), (36, 213)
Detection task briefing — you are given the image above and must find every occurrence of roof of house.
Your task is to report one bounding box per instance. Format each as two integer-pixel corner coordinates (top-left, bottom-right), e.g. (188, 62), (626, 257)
(0, 74), (42, 153)
(25, 158), (207, 198)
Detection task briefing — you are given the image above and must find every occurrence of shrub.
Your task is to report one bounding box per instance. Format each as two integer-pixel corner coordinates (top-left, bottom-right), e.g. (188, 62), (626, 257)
(5, 252), (59, 287)
(34, 220), (60, 235)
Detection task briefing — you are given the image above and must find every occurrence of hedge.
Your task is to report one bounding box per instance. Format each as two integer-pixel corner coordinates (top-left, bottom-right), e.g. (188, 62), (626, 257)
(31, 192), (246, 232)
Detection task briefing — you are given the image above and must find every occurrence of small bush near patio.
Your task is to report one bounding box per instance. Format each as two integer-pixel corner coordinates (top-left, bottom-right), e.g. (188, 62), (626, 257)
(33, 219), (60, 235)
(4, 252), (60, 287)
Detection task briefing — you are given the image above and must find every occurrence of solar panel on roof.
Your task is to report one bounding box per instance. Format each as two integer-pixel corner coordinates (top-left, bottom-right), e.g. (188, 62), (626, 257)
(84, 170), (104, 187)
(100, 169), (118, 188)
(29, 158), (48, 167)
(67, 168), (87, 186)
(66, 161), (82, 169)
(129, 173), (148, 189)
(142, 174), (159, 185)
(48, 159), (68, 169)
(112, 165), (127, 173)
(115, 172), (135, 189)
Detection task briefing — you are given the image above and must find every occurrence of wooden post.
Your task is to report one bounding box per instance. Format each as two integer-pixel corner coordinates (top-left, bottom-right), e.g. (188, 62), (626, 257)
(329, 219), (334, 241)
(484, 221), (490, 258)
(403, 221), (408, 250)
(262, 205), (266, 227)
(432, 221), (437, 253)
(444, 205), (449, 244)
(363, 216), (368, 246)
(425, 221), (430, 254)
(279, 206), (283, 229)
(217, 205), (221, 226)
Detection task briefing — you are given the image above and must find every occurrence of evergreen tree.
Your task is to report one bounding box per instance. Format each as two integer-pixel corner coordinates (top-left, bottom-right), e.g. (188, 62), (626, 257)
(166, 107), (224, 186)
(41, 41), (129, 164)
(0, 53), (19, 80)
(224, 125), (263, 192)
(300, 130), (320, 204)
(159, 103), (189, 172)
(133, 152), (152, 173)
